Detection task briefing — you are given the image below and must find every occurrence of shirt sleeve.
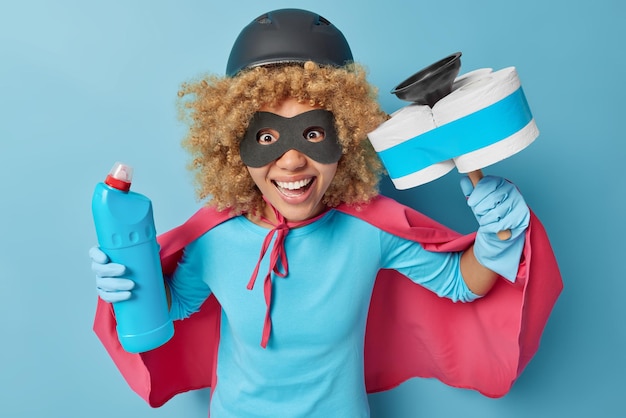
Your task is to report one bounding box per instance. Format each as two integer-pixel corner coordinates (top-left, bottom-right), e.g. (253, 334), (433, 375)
(379, 230), (481, 303)
(167, 237), (213, 320)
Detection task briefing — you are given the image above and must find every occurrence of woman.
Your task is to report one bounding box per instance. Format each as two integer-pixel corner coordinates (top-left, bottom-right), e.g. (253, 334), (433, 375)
(91, 8), (561, 417)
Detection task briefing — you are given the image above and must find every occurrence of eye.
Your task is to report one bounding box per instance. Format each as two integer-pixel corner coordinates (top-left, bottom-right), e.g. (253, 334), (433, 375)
(256, 128), (279, 145)
(303, 127), (326, 143)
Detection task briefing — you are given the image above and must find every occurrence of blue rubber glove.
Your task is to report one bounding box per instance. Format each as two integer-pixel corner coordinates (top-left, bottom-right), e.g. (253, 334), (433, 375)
(460, 175), (530, 281)
(90, 246), (134, 303)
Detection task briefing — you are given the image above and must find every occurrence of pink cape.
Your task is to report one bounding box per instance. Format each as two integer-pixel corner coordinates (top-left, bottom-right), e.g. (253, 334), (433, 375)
(93, 195), (562, 407)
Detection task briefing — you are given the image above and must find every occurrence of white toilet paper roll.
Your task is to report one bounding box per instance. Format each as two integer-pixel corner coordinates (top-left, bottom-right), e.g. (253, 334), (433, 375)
(453, 120), (538, 173)
(368, 104), (436, 153)
(368, 69), (492, 189)
(450, 68), (493, 90)
(433, 67), (520, 124)
(367, 104), (455, 189)
(368, 66), (538, 189)
(392, 159), (456, 190)
(432, 67), (539, 173)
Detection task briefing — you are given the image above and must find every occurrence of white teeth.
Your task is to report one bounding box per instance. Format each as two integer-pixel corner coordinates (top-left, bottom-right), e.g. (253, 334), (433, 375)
(275, 178), (312, 190)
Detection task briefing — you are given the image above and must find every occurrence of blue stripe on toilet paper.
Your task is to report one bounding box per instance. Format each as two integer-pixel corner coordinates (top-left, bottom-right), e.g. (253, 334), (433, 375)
(378, 87), (533, 179)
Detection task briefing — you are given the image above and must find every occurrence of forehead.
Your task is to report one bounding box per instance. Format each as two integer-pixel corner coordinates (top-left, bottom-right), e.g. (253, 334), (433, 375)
(259, 97), (322, 118)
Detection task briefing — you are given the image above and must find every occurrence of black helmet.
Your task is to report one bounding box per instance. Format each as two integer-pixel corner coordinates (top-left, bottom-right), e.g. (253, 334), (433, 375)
(226, 8), (353, 76)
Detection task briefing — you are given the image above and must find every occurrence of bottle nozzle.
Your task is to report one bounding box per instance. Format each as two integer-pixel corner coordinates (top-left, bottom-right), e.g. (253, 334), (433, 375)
(105, 162), (134, 192)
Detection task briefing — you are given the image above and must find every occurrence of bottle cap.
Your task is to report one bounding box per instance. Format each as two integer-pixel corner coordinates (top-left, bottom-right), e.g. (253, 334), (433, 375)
(104, 162), (133, 192)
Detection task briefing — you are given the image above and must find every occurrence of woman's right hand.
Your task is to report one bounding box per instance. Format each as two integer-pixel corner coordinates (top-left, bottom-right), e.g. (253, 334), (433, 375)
(90, 246), (134, 303)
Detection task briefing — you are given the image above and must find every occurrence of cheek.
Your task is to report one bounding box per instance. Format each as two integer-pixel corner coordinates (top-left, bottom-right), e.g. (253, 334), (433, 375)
(246, 166), (267, 189)
(319, 164), (338, 188)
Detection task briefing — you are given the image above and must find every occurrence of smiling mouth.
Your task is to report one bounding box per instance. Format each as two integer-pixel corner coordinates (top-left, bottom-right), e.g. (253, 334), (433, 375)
(273, 178), (314, 197)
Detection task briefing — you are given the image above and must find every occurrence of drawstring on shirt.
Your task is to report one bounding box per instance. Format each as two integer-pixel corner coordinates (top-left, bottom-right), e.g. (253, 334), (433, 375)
(247, 202), (328, 348)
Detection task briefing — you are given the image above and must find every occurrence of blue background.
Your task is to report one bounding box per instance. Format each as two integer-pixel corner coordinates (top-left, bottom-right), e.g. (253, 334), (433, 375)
(1, 0), (623, 417)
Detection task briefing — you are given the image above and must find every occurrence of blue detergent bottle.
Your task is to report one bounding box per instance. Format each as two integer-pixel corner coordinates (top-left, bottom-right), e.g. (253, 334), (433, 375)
(92, 162), (174, 353)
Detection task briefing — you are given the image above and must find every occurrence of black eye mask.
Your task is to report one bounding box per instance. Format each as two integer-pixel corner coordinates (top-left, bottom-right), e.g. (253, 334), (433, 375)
(240, 109), (342, 167)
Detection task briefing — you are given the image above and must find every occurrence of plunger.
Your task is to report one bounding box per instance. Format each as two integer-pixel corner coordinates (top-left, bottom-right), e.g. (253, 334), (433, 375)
(392, 52), (511, 240)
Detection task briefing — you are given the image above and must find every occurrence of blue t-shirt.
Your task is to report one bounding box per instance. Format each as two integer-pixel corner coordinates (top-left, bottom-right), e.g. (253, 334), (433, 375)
(168, 210), (478, 417)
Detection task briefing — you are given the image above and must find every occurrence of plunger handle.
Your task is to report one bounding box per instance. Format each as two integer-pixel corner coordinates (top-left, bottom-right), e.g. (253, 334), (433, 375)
(467, 170), (512, 241)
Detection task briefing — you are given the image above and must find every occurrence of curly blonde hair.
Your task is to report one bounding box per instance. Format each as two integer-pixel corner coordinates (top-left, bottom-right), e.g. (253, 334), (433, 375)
(178, 61), (388, 214)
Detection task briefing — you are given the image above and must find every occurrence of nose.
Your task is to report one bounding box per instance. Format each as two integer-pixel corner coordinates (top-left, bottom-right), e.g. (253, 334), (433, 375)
(275, 149), (307, 170)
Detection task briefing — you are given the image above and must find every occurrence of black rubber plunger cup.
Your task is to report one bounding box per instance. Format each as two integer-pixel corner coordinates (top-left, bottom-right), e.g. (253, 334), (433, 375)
(391, 52), (462, 106)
